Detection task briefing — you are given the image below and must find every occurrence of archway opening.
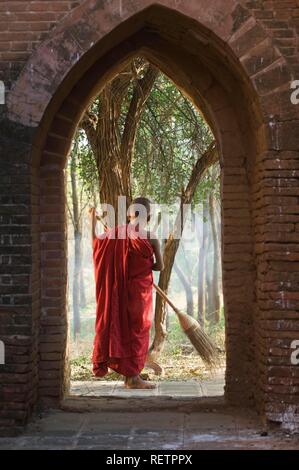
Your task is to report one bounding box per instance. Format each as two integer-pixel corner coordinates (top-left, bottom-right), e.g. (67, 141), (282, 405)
(31, 5), (261, 409)
(66, 55), (224, 399)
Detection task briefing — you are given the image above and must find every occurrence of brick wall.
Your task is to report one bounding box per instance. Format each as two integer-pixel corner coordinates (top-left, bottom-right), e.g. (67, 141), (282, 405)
(244, 0), (299, 74)
(0, 1), (81, 88)
(1, 0), (299, 434)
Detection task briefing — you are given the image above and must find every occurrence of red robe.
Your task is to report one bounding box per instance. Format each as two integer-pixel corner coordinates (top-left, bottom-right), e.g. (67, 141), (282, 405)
(92, 224), (154, 377)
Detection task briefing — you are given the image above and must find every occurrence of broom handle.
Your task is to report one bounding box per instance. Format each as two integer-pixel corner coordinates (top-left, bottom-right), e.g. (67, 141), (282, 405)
(153, 283), (179, 313)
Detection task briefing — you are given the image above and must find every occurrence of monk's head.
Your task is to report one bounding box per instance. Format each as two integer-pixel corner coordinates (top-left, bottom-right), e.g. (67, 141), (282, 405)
(128, 197), (152, 227)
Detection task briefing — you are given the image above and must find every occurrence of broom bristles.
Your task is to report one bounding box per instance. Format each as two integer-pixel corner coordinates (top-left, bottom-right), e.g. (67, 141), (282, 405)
(154, 283), (219, 368)
(177, 310), (218, 367)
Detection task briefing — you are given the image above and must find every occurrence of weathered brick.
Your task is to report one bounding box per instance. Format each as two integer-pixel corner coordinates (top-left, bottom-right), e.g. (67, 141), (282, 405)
(1, 0), (299, 437)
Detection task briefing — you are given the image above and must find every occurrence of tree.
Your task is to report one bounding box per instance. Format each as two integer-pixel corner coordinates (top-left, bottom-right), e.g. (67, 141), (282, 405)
(80, 59), (159, 223)
(149, 143), (218, 357)
(67, 140), (89, 339)
(208, 191), (221, 323)
(196, 199), (208, 327)
(71, 56), (221, 356)
(173, 255), (194, 316)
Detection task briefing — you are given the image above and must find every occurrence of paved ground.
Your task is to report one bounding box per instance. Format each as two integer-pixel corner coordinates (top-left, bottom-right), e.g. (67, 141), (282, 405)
(70, 376), (225, 398)
(0, 407), (298, 450)
(1, 376), (298, 449)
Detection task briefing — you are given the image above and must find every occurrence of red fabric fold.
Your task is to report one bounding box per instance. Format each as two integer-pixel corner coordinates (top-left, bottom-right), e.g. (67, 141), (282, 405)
(92, 224), (154, 377)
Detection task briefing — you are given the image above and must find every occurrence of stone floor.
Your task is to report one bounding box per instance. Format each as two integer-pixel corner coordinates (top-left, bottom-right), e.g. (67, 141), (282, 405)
(0, 374), (298, 449)
(70, 375), (225, 398)
(1, 407), (298, 450)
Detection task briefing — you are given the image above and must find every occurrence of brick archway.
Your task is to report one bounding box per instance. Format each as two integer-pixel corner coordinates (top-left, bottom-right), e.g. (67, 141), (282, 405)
(5, 1), (299, 431)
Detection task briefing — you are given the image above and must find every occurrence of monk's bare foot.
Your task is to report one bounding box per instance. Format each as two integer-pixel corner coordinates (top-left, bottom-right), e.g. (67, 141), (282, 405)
(124, 375), (156, 389)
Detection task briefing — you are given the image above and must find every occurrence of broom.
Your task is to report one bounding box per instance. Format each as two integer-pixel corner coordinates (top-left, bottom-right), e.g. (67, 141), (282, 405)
(153, 283), (219, 368)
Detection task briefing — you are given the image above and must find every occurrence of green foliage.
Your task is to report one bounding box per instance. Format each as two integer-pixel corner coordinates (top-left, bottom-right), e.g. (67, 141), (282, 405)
(205, 306), (225, 351)
(70, 58), (219, 206)
(70, 129), (98, 200)
(67, 59), (223, 382)
(70, 354), (93, 381)
(70, 311), (226, 382)
(131, 72), (215, 204)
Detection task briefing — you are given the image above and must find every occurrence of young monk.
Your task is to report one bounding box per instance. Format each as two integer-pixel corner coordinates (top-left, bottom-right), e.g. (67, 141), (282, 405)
(89, 197), (164, 389)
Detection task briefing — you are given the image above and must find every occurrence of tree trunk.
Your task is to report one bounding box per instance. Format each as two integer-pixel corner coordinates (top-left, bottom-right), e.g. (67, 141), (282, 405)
(196, 214), (204, 327)
(73, 231), (82, 339)
(198, 200), (209, 327)
(80, 269), (86, 309)
(204, 200), (212, 319)
(70, 152), (83, 339)
(209, 192), (220, 323)
(215, 199), (223, 308)
(80, 63), (159, 223)
(174, 260), (194, 316)
(149, 144), (218, 357)
(149, 236), (180, 356)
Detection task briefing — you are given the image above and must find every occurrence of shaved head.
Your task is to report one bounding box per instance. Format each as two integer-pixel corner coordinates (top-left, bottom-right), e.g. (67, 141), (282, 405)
(128, 197), (152, 223)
